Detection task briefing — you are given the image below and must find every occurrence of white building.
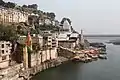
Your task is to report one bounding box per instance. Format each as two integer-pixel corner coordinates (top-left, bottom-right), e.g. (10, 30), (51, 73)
(42, 31), (58, 49)
(0, 6), (29, 24)
(58, 32), (80, 49)
(0, 41), (12, 69)
(62, 20), (71, 32)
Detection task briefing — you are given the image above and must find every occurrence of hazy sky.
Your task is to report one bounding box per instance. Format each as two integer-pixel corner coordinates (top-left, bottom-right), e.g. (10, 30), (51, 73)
(5, 0), (120, 34)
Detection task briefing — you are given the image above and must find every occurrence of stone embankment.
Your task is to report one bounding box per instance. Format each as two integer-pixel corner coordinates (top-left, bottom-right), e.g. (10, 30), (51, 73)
(0, 46), (107, 80)
(0, 57), (68, 80)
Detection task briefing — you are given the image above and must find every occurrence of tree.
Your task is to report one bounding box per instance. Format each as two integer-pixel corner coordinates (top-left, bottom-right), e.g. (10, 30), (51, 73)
(61, 18), (67, 24)
(0, 0), (5, 6)
(33, 10), (38, 14)
(15, 6), (22, 11)
(0, 24), (18, 41)
(22, 5), (28, 8)
(66, 18), (71, 25)
(61, 18), (71, 25)
(28, 4), (38, 9)
(4, 2), (16, 8)
(49, 12), (56, 20)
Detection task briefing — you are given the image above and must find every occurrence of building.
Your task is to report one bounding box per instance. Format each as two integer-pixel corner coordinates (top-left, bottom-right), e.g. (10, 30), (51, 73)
(0, 6), (29, 24)
(17, 34), (43, 46)
(41, 31), (58, 63)
(29, 32), (58, 67)
(17, 32), (58, 67)
(39, 18), (44, 25)
(42, 31), (58, 50)
(60, 19), (72, 32)
(58, 32), (80, 50)
(0, 41), (12, 69)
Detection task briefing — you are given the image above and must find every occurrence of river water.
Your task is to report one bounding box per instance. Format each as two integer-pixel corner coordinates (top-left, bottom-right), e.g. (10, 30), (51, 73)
(32, 37), (120, 80)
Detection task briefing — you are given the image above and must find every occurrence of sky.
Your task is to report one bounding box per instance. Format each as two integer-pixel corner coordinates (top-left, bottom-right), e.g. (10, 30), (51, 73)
(5, 0), (120, 34)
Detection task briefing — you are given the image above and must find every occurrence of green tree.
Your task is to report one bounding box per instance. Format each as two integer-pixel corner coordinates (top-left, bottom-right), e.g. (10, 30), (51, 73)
(0, 24), (18, 41)
(4, 2), (16, 8)
(61, 18), (71, 25)
(0, 0), (5, 6)
(28, 4), (38, 10)
(48, 12), (56, 20)
(22, 5), (28, 8)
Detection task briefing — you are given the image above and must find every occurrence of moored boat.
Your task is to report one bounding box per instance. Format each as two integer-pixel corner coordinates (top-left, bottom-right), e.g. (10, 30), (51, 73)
(98, 54), (107, 59)
(99, 50), (107, 54)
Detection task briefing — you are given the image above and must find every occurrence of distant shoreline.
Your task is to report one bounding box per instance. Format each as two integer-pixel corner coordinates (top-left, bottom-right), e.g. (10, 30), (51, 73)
(84, 35), (120, 37)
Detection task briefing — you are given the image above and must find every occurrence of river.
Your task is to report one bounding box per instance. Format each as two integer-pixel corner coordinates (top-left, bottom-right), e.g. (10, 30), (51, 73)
(32, 37), (120, 80)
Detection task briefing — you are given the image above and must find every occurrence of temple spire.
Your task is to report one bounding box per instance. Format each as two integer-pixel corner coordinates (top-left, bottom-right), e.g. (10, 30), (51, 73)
(81, 29), (84, 43)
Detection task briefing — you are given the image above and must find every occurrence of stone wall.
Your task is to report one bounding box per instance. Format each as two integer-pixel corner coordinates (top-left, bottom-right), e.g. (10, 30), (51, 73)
(29, 48), (58, 67)
(3, 57), (67, 80)
(0, 61), (9, 69)
(0, 46), (69, 80)
(58, 47), (76, 59)
(0, 63), (24, 80)
(58, 41), (75, 49)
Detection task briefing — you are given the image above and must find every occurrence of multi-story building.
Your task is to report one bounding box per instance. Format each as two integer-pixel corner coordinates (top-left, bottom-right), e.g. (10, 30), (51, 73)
(0, 41), (12, 69)
(58, 32), (80, 50)
(42, 31), (58, 49)
(0, 6), (29, 24)
(17, 32), (58, 67)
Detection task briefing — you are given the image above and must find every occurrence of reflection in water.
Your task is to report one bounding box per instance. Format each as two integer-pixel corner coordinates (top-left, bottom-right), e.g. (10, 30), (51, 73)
(32, 37), (120, 80)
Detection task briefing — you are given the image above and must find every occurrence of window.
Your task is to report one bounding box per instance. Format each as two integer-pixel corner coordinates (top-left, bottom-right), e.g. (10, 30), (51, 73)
(6, 50), (8, 53)
(2, 44), (4, 48)
(49, 37), (51, 39)
(2, 56), (6, 60)
(2, 50), (4, 54)
(6, 44), (10, 47)
(48, 45), (51, 47)
(48, 41), (51, 42)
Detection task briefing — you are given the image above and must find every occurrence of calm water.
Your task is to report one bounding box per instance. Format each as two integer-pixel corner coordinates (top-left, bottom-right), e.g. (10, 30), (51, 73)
(32, 37), (120, 80)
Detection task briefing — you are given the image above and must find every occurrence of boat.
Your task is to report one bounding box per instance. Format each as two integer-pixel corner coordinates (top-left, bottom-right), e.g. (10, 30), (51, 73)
(90, 42), (106, 48)
(100, 47), (106, 51)
(87, 53), (98, 59)
(98, 55), (107, 59)
(72, 56), (80, 62)
(86, 56), (92, 62)
(72, 55), (91, 63)
(99, 50), (107, 54)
